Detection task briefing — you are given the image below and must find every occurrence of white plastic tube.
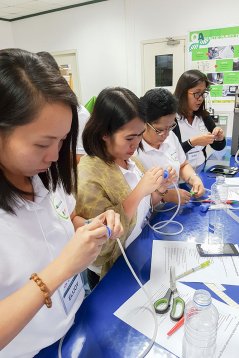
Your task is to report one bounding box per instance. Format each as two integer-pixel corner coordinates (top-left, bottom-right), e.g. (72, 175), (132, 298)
(235, 148), (239, 165)
(116, 238), (158, 358)
(148, 183), (183, 235)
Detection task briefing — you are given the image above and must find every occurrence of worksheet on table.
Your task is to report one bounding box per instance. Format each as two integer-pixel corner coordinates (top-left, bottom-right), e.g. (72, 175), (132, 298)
(114, 280), (239, 358)
(225, 178), (239, 200)
(150, 241), (239, 285)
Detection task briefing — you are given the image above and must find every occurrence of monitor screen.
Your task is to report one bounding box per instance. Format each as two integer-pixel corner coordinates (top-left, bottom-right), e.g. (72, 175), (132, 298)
(229, 86), (236, 92)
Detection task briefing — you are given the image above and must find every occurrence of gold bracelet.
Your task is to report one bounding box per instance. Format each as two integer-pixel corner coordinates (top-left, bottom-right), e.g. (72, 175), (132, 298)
(30, 273), (52, 308)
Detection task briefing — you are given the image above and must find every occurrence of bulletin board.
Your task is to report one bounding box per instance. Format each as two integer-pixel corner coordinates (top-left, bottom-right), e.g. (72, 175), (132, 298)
(188, 26), (239, 106)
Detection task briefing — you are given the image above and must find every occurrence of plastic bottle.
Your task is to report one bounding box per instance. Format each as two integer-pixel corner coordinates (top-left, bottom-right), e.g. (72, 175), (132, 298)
(182, 289), (219, 358)
(209, 176), (228, 243)
(210, 176), (228, 206)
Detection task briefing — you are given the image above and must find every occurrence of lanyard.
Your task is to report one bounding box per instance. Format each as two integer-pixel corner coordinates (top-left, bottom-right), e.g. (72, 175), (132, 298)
(34, 192), (84, 315)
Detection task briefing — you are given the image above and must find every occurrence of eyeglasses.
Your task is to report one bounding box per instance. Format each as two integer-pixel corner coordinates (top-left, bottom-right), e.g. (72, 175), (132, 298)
(146, 121), (177, 136)
(188, 91), (209, 100)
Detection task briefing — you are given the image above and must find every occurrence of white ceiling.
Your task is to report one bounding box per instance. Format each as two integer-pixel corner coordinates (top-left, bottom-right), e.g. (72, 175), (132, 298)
(0, 0), (102, 20)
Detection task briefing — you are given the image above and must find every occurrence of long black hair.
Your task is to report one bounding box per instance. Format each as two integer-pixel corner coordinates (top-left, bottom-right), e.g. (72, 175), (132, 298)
(82, 87), (146, 162)
(174, 69), (211, 118)
(0, 48), (79, 213)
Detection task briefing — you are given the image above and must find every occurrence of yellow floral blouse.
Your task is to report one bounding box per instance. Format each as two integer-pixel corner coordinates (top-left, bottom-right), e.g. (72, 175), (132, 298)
(76, 155), (145, 278)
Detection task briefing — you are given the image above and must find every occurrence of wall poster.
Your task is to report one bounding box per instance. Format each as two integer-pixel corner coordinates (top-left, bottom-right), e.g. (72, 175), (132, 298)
(189, 26), (239, 106)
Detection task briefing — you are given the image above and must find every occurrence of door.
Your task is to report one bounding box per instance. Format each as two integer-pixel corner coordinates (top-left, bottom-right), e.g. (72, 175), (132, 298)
(51, 50), (81, 101)
(142, 38), (185, 94)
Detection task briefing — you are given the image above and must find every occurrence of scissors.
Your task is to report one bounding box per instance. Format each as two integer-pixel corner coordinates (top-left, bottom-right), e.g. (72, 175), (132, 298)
(154, 266), (185, 321)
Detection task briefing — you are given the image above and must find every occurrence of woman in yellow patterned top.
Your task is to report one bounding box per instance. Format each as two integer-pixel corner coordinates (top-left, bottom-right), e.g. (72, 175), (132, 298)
(76, 87), (177, 289)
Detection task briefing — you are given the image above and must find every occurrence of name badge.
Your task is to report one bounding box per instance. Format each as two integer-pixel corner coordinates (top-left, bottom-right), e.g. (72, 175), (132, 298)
(52, 194), (69, 220)
(170, 151), (178, 161)
(58, 274), (84, 315)
(187, 150), (200, 161)
(199, 122), (207, 133)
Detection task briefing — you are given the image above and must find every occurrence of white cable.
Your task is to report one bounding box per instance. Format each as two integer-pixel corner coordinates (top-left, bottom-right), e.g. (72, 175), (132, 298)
(148, 182), (184, 235)
(235, 148), (239, 165)
(154, 204), (178, 212)
(116, 238), (158, 358)
(148, 182), (210, 235)
(150, 182), (211, 235)
(149, 220), (184, 236)
(58, 335), (65, 358)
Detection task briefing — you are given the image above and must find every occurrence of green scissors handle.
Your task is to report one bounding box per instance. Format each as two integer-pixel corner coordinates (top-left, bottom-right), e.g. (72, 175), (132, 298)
(154, 267), (185, 320)
(154, 288), (172, 314)
(154, 290), (185, 321)
(170, 295), (185, 321)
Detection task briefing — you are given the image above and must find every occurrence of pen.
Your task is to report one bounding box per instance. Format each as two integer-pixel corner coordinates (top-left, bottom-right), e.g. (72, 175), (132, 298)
(176, 260), (211, 281)
(202, 199), (238, 204)
(167, 316), (184, 336)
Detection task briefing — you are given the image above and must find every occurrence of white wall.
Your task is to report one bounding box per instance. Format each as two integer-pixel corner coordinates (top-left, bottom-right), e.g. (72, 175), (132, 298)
(7, 0), (239, 101)
(11, 0), (127, 104)
(0, 21), (14, 48)
(125, 0), (239, 96)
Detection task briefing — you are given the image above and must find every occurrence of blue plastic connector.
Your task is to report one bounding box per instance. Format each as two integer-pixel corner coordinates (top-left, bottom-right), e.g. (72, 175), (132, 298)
(200, 203), (210, 213)
(163, 170), (169, 179)
(106, 225), (112, 238)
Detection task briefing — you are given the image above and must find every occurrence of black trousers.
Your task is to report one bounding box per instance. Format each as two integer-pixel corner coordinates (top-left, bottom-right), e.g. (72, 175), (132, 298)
(87, 269), (100, 291)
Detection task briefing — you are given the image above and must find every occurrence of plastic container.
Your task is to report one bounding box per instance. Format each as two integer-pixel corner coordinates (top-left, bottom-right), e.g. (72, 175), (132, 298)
(182, 289), (219, 358)
(209, 176), (228, 243)
(210, 176), (228, 205)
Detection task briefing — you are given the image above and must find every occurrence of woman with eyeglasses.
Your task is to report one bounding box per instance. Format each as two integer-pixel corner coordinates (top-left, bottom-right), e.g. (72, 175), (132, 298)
(136, 88), (205, 204)
(173, 69), (226, 170)
(76, 87), (177, 289)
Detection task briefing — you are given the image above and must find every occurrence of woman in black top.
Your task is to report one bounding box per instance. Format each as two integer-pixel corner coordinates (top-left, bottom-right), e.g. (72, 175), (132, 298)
(173, 70), (226, 169)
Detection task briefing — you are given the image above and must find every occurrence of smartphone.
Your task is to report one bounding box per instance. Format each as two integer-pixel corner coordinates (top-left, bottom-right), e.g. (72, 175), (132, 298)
(196, 243), (239, 257)
(208, 166), (238, 176)
(209, 167), (229, 174)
